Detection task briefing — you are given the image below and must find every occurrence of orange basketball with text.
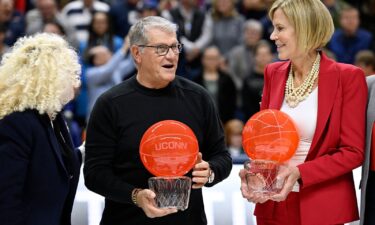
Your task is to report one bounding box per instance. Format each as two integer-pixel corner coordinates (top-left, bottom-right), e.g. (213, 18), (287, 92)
(140, 120), (199, 177)
(242, 109), (299, 162)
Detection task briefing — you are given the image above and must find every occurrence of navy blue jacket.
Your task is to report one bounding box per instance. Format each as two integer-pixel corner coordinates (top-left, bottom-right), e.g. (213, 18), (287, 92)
(0, 109), (81, 225)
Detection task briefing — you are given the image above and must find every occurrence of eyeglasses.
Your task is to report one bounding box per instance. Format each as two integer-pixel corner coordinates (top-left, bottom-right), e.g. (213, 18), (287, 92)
(137, 43), (183, 56)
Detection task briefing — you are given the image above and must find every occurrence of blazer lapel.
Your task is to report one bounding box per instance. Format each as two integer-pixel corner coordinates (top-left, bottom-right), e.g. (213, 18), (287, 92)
(39, 114), (69, 175)
(308, 53), (339, 157)
(269, 62), (289, 109)
(55, 114), (75, 152)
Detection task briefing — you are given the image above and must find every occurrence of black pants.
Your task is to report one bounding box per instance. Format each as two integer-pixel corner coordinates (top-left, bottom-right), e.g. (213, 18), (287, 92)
(365, 171), (375, 225)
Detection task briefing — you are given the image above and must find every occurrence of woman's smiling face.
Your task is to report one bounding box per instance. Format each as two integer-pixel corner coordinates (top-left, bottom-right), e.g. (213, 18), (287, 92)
(270, 8), (299, 60)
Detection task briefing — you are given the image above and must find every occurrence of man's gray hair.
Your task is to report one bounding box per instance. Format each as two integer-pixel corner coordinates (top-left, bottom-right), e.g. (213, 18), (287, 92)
(244, 19), (263, 33)
(128, 16), (178, 46)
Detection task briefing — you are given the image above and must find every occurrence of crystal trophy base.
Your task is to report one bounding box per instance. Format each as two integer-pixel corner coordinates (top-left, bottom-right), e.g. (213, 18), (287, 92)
(244, 160), (283, 197)
(148, 176), (191, 211)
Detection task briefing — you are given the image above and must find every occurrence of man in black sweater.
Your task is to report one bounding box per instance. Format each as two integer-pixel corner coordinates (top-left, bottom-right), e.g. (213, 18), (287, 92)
(84, 16), (232, 225)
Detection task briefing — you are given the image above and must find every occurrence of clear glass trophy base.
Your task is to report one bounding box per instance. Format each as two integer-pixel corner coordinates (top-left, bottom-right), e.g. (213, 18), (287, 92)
(244, 160), (283, 197)
(148, 176), (191, 211)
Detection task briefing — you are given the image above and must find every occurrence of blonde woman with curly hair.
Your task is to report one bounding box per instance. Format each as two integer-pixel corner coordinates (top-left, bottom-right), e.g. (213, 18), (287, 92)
(0, 33), (82, 225)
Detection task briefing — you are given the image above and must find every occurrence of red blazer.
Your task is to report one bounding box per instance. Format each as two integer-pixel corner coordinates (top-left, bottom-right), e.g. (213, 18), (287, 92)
(254, 52), (367, 225)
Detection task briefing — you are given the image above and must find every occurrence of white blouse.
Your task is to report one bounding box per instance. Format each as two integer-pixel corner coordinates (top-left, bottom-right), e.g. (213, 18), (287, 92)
(281, 87), (318, 191)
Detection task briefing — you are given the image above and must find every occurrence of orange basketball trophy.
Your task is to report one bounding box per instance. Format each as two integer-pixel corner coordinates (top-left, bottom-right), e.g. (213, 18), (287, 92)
(242, 109), (299, 196)
(140, 120), (199, 210)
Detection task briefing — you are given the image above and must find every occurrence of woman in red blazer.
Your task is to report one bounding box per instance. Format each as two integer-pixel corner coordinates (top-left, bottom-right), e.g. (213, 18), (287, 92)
(239, 0), (367, 225)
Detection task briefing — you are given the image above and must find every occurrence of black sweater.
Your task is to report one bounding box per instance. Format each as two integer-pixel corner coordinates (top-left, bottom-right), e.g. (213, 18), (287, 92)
(84, 76), (232, 225)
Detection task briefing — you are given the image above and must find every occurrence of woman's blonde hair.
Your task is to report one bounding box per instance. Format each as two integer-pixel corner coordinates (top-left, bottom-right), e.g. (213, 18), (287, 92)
(269, 0), (334, 52)
(0, 33), (81, 119)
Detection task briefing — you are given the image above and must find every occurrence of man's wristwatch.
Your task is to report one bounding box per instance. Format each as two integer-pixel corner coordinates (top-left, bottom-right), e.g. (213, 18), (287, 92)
(208, 168), (215, 184)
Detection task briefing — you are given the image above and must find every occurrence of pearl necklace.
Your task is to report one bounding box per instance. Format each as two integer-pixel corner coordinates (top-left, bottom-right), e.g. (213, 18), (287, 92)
(285, 54), (320, 108)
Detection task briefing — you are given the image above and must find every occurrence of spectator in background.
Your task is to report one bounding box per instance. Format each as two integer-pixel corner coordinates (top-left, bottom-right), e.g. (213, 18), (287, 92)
(193, 46), (237, 124)
(26, 0), (60, 34)
(75, 11), (123, 125)
(361, 0), (375, 36)
(237, 0), (268, 20)
(224, 119), (244, 157)
(242, 40), (274, 120)
(328, 6), (373, 64)
(165, 0), (212, 80)
(228, 19), (263, 96)
(86, 46), (113, 113)
(43, 20), (65, 34)
(345, 0), (363, 8)
(322, 0), (351, 28)
(137, 0), (160, 18)
(0, 24), (10, 61)
(210, 0), (245, 57)
(258, 0), (277, 52)
(109, 0), (139, 38)
(80, 11), (123, 62)
(85, 36), (134, 119)
(26, 0), (79, 47)
(159, 0), (179, 11)
(13, 0), (28, 13)
(355, 50), (375, 76)
(61, 0), (109, 43)
(0, 0), (25, 46)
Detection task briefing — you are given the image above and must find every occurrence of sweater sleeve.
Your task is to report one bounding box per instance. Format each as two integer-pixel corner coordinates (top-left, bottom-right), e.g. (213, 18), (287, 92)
(83, 95), (135, 204)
